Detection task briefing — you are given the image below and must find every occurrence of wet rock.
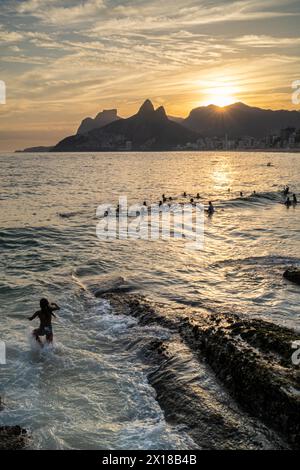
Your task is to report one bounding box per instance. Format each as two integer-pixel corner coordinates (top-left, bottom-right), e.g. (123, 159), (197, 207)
(144, 339), (286, 449)
(179, 312), (300, 449)
(283, 268), (300, 286)
(74, 274), (133, 296)
(104, 294), (300, 449)
(104, 293), (300, 448)
(102, 293), (178, 330)
(146, 335), (288, 450)
(0, 426), (28, 450)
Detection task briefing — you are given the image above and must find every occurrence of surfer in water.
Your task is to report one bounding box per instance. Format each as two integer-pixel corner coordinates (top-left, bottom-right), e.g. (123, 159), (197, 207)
(28, 298), (60, 346)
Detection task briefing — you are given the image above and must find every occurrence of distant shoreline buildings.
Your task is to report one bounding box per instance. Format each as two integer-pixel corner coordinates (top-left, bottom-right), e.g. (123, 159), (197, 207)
(178, 127), (300, 151)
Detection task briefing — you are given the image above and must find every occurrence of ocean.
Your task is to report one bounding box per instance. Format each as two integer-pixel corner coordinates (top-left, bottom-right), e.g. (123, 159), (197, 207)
(0, 151), (299, 449)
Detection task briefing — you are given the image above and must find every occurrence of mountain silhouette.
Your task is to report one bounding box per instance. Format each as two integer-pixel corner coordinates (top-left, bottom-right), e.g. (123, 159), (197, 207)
(54, 100), (198, 151)
(77, 109), (120, 135)
(19, 100), (300, 152)
(183, 102), (300, 138)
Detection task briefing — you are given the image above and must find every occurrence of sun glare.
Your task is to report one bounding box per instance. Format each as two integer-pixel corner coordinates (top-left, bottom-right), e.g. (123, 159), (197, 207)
(202, 84), (238, 107)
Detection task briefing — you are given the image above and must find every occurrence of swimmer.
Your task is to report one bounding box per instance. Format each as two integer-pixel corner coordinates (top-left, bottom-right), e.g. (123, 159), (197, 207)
(183, 192), (187, 197)
(196, 193), (200, 199)
(293, 194), (298, 205)
(283, 186), (290, 196)
(207, 201), (215, 215)
(28, 298), (60, 346)
(240, 192), (243, 197)
(285, 197), (292, 207)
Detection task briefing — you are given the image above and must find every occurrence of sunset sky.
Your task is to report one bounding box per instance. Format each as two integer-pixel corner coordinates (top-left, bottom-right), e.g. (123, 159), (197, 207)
(0, 0), (300, 150)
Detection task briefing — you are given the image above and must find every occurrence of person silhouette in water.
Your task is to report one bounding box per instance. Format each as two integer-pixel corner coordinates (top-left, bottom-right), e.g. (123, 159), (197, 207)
(207, 201), (215, 215)
(28, 298), (60, 345)
(285, 197), (292, 208)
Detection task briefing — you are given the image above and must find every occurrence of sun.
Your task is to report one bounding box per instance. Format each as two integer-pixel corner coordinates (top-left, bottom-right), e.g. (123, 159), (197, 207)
(202, 84), (237, 107)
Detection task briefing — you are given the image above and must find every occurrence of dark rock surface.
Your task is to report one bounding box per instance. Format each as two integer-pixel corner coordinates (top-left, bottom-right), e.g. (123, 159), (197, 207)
(103, 293), (300, 449)
(0, 398), (28, 449)
(146, 338), (286, 449)
(283, 268), (300, 286)
(0, 426), (28, 450)
(179, 311), (300, 449)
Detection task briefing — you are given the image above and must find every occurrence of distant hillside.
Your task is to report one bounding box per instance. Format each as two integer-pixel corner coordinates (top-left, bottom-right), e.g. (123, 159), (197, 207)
(168, 115), (184, 124)
(183, 102), (300, 138)
(54, 100), (198, 152)
(17, 100), (300, 152)
(77, 109), (121, 135)
(16, 145), (54, 153)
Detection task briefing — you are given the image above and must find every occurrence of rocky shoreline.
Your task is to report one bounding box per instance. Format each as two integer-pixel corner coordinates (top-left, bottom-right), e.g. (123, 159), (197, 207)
(179, 312), (300, 448)
(284, 268), (300, 286)
(1, 288), (299, 450)
(103, 293), (300, 449)
(0, 425), (28, 450)
(0, 393), (28, 450)
(0, 398), (28, 450)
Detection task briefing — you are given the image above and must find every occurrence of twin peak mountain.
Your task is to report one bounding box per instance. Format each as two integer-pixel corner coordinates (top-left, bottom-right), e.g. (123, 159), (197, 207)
(55, 99), (196, 151)
(51, 99), (300, 152)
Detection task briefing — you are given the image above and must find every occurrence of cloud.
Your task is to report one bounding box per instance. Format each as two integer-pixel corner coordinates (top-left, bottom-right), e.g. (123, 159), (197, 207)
(8, 45), (21, 52)
(0, 28), (24, 44)
(9, 0), (299, 28)
(1, 54), (46, 64)
(0, 0), (297, 49)
(16, 0), (56, 13)
(233, 35), (300, 48)
(1, 0), (300, 150)
(16, 0), (105, 24)
(0, 27), (55, 45)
